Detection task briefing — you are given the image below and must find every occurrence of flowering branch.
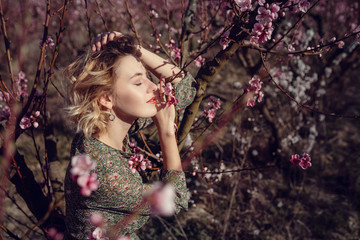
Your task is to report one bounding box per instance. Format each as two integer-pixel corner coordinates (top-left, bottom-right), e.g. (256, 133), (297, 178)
(260, 52), (360, 119)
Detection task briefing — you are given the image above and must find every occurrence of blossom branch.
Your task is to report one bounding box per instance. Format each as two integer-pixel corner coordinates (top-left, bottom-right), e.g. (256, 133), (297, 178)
(260, 52), (360, 119)
(15, 0), (52, 141)
(269, 0), (321, 51)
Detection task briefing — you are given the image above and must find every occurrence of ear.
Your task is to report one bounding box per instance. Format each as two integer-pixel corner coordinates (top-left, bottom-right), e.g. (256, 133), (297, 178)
(98, 94), (113, 110)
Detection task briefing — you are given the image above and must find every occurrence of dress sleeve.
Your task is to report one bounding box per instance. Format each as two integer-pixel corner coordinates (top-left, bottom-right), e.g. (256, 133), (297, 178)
(160, 169), (189, 213)
(173, 71), (196, 110)
(129, 72), (196, 134)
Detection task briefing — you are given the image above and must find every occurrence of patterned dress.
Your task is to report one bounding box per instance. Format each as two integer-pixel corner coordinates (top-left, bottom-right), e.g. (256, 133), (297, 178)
(64, 73), (196, 240)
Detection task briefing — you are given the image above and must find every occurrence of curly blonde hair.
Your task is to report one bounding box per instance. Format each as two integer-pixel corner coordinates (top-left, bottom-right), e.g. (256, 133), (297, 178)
(65, 36), (140, 138)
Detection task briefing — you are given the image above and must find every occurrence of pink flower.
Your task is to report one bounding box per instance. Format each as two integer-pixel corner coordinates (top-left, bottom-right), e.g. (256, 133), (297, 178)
(90, 227), (108, 240)
(20, 117), (31, 129)
(33, 121), (39, 128)
(90, 212), (104, 227)
(166, 95), (179, 107)
(290, 154), (301, 165)
(46, 228), (64, 240)
(46, 36), (55, 48)
(145, 182), (176, 216)
(270, 4), (280, 19)
(337, 41), (344, 48)
(164, 82), (173, 95)
(299, 153), (312, 170)
(128, 154), (150, 173)
(249, 75), (263, 94)
(257, 91), (264, 103)
(257, 0), (266, 6)
(206, 109), (216, 122)
(220, 33), (230, 50)
(253, 23), (264, 36)
(290, 153), (312, 170)
(247, 98), (255, 107)
(71, 154), (96, 177)
(18, 71), (26, 79)
(235, 0), (252, 12)
(194, 55), (205, 67)
(298, 0), (311, 13)
(288, 44), (295, 52)
(78, 173), (99, 196)
(256, 7), (272, 25)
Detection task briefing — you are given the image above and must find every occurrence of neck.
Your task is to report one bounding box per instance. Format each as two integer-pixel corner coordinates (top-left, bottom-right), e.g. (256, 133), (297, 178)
(96, 118), (133, 151)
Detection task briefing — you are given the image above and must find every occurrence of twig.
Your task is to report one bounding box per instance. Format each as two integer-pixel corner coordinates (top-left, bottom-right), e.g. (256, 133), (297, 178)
(0, 224), (21, 240)
(269, 0), (321, 51)
(84, 0), (93, 44)
(15, 0), (52, 141)
(0, 0), (15, 91)
(124, 0), (142, 46)
(94, 0), (109, 32)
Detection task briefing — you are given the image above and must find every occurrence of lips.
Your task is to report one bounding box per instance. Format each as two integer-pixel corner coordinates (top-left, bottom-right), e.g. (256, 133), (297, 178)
(146, 96), (157, 104)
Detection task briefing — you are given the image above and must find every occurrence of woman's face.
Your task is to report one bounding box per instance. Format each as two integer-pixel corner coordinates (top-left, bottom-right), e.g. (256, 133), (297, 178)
(108, 55), (158, 122)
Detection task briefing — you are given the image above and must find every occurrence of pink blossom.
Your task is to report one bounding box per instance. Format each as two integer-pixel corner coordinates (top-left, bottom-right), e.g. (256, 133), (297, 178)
(290, 153), (312, 170)
(164, 82), (173, 95)
(220, 32), (230, 50)
(20, 117), (32, 129)
(247, 98), (255, 107)
(78, 173), (99, 196)
(298, 0), (311, 13)
(251, 23), (274, 44)
(249, 75), (262, 93)
(33, 121), (39, 128)
(270, 4), (280, 19)
(257, 91), (264, 103)
(34, 110), (40, 117)
(166, 95), (179, 107)
(290, 154), (301, 165)
(194, 55), (205, 67)
(257, 0), (266, 6)
(46, 228), (64, 240)
(206, 109), (216, 122)
(337, 41), (344, 48)
(46, 36), (55, 48)
(71, 154), (96, 177)
(256, 7), (272, 25)
(146, 182), (176, 216)
(299, 153), (312, 170)
(288, 44), (295, 52)
(90, 212), (104, 227)
(90, 227), (108, 240)
(18, 71), (26, 79)
(235, 0), (252, 12)
(128, 154), (150, 173)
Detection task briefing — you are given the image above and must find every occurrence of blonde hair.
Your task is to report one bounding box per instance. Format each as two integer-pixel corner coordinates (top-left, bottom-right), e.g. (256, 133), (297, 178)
(65, 36), (140, 138)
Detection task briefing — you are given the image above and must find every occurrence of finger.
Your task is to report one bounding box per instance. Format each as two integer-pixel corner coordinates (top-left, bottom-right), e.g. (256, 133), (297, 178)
(101, 33), (109, 48)
(108, 32), (116, 41)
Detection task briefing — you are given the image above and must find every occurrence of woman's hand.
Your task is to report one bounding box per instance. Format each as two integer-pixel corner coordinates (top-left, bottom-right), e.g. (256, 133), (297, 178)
(152, 78), (177, 136)
(91, 31), (123, 51)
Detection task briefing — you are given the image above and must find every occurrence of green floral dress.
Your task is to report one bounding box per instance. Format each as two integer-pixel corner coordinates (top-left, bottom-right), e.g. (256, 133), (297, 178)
(64, 73), (196, 240)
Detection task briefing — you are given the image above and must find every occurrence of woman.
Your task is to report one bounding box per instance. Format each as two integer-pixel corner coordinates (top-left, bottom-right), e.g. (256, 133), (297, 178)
(64, 31), (195, 240)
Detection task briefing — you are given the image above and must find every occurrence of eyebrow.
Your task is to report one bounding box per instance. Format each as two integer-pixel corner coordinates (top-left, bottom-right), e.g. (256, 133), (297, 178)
(129, 72), (143, 80)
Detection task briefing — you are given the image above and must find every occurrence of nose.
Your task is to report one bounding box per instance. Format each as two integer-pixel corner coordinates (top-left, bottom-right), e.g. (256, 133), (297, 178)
(146, 78), (158, 93)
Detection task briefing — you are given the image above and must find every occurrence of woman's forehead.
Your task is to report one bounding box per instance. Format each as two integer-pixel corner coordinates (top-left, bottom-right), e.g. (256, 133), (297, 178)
(114, 55), (146, 78)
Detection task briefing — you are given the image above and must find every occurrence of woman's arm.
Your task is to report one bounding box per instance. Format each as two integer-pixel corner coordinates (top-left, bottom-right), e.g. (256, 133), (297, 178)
(92, 31), (183, 84)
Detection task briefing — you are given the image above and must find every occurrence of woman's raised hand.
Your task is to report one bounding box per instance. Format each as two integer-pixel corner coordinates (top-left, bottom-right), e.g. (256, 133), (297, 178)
(91, 31), (123, 51)
(152, 78), (177, 136)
